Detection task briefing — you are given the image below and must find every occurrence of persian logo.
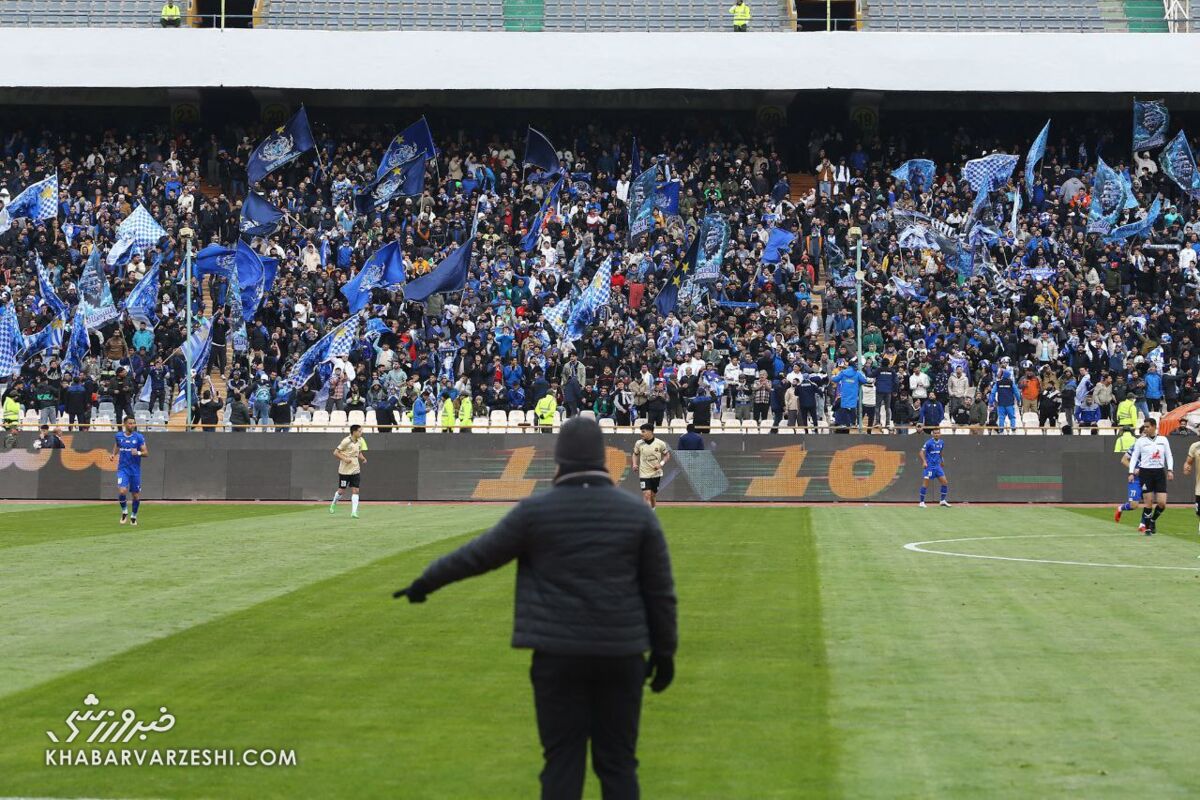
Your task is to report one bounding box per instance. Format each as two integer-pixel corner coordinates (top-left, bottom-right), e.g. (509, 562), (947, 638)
(386, 143), (420, 168)
(260, 133), (295, 165)
(215, 253), (237, 273)
(46, 694), (175, 745)
(1098, 178), (1123, 216)
(239, 216), (262, 232)
(1139, 105), (1166, 137)
(1169, 148), (1194, 185)
(359, 260), (385, 287)
(373, 171), (403, 204)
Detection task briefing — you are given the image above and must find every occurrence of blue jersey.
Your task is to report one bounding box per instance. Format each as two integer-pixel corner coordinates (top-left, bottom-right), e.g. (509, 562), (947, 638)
(114, 432), (146, 473)
(922, 438), (945, 469)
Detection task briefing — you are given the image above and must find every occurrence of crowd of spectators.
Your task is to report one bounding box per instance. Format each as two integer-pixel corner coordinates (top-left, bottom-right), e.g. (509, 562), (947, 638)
(2, 109), (1200, 436)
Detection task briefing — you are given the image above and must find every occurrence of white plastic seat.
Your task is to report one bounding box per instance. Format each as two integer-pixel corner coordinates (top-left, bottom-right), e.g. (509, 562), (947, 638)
(598, 418), (616, 433)
(347, 410), (366, 427)
(329, 409), (348, 429)
(489, 409), (508, 433)
(580, 410), (597, 421)
(507, 410), (526, 432)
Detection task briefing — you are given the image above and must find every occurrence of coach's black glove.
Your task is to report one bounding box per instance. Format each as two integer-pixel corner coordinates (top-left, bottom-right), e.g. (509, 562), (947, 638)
(645, 652), (674, 693)
(392, 578), (431, 603)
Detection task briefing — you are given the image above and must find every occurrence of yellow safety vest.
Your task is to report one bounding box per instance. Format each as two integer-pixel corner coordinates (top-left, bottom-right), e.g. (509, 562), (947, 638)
(2, 396), (20, 425)
(1113, 431), (1135, 454)
(1115, 399), (1138, 430)
(729, 3), (751, 23)
(440, 398), (456, 428)
(535, 394), (557, 425)
(457, 397), (473, 428)
(161, 3), (181, 21)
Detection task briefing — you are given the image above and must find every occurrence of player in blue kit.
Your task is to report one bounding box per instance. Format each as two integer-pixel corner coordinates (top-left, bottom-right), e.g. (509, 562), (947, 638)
(919, 427), (950, 508)
(1113, 423), (1141, 523)
(110, 417), (148, 526)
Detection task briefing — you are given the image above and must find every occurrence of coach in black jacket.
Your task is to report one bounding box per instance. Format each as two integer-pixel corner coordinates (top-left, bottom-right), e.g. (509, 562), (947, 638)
(394, 416), (678, 800)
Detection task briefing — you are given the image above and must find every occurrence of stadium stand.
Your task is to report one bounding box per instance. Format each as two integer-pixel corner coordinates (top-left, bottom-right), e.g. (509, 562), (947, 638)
(862, 0), (1109, 32)
(2, 106), (1199, 437)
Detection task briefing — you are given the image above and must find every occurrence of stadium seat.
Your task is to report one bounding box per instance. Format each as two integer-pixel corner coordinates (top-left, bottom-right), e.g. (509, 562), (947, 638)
(97, 402), (115, 418)
(508, 410), (527, 432)
(668, 420), (686, 434)
(580, 410), (596, 421)
(311, 410), (330, 432)
(397, 411), (412, 433)
(329, 410), (349, 429)
(364, 409), (377, 430)
(598, 418), (616, 433)
(488, 410), (508, 433)
(347, 410), (366, 427)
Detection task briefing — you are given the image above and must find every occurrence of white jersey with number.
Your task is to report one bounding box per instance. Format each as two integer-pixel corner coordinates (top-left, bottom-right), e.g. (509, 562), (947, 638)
(1128, 435), (1173, 472)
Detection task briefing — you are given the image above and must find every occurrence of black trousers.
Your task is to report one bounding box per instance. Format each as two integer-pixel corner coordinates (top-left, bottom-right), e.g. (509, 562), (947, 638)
(530, 652), (644, 800)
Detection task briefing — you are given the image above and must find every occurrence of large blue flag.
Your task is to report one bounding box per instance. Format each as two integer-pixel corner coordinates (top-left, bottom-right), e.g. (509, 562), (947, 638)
(356, 155), (425, 214)
(123, 262), (160, 327)
(694, 214), (729, 281)
(1088, 159), (1129, 234)
(889, 275), (927, 302)
(1025, 119), (1051, 198)
(34, 255), (69, 319)
(341, 241), (406, 313)
(0, 303), (23, 378)
(897, 225), (940, 251)
(654, 181), (681, 216)
(761, 226), (795, 266)
(6, 173), (58, 222)
(278, 315), (360, 398)
(107, 204), (166, 266)
(655, 237), (698, 318)
(240, 192), (284, 237)
(523, 127), (561, 176)
(193, 244), (238, 280)
(1133, 99), (1169, 151)
(377, 117), (437, 179)
(1104, 197), (1162, 244)
(628, 166), (657, 243)
(63, 308), (90, 376)
(1159, 130), (1200, 198)
(520, 176), (564, 252)
(172, 319), (214, 413)
(19, 314), (66, 362)
(890, 159), (936, 192)
(247, 106), (316, 184)
(78, 248), (118, 329)
(235, 241), (271, 322)
(566, 257), (612, 341)
(404, 239), (474, 302)
(964, 154), (1018, 209)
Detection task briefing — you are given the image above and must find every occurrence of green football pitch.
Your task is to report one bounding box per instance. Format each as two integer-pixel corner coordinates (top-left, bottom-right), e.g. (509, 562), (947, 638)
(2, 501), (1199, 799)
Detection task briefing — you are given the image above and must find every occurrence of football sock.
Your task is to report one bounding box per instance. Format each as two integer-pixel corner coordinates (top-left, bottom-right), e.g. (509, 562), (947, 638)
(1120, 502), (1132, 512)
(940, 485), (948, 501)
(351, 495), (359, 514)
(919, 487), (927, 502)
(119, 497), (127, 513)
(331, 492), (340, 506)
(1152, 505), (1165, 521)
(1141, 509), (1150, 525)
(131, 500), (140, 517)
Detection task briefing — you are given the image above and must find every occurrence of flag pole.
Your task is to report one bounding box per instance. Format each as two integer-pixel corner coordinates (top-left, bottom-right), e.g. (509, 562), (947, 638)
(184, 237), (193, 431)
(854, 236), (864, 433)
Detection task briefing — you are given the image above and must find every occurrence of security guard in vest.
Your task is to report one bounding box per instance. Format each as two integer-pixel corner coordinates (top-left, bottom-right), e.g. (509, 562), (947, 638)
(535, 383), (559, 433)
(160, 0), (182, 27)
(728, 0), (751, 31)
(457, 394), (474, 433)
(2, 387), (23, 447)
(440, 395), (457, 433)
(1115, 395), (1139, 431)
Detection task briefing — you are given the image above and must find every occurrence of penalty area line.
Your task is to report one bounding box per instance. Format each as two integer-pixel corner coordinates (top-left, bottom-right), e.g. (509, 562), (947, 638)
(903, 532), (1200, 572)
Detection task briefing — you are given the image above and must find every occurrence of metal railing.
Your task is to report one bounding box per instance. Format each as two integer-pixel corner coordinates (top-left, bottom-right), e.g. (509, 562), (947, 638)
(0, 11), (256, 27)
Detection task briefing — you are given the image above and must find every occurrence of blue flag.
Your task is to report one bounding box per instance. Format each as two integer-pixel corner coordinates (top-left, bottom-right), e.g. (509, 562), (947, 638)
(278, 315), (360, 398)
(889, 275), (927, 302)
(377, 117), (437, 179)
(6, 173), (58, 222)
(123, 263), (160, 327)
(890, 159), (936, 192)
(63, 308), (90, 376)
(694, 214), (729, 281)
(567, 257), (612, 340)
(1104, 197), (1162, 244)
(19, 314), (67, 362)
(631, 136), (641, 175)
(78, 248), (118, 329)
(234, 240), (273, 322)
(521, 177), (563, 252)
(193, 244), (238, 280)
(172, 319), (215, 412)
(341, 241), (406, 313)
(1133, 99), (1169, 151)
(964, 154), (1018, 209)
(0, 303), (24, 378)
(655, 237), (698, 317)
(523, 127), (560, 176)
(107, 204), (166, 267)
(247, 106), (316, 184)
(1088, 159), (1129, 234)
(654, 181), (681, 216)
(628, 166), (658, 243)
(404, 239), (474, 302)
(356, 155), (425, 214)
(1159, 130), (1200, 198)
(240, 192), (284, 237)
(897, 225), (940, 251)
(761, 227), (795, 266)
(35, 255), (69, 319)
(1025, 119), (1050, 198)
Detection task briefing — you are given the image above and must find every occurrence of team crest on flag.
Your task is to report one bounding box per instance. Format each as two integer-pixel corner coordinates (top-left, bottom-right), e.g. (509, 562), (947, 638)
(373, 171), (403, 203)
(260, 132), (295, 165)
(386, 143), (420, 169)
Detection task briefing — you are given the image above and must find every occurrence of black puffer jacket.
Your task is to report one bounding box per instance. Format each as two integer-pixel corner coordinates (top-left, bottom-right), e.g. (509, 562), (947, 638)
(417, 472), (677, 657)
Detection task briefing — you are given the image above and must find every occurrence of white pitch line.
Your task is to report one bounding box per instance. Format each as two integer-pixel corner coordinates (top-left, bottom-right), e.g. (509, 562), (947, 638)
(903, 532), (1200, 572)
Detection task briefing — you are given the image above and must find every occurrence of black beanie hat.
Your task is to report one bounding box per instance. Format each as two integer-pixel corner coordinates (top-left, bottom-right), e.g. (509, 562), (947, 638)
(554, 417), (606, 470)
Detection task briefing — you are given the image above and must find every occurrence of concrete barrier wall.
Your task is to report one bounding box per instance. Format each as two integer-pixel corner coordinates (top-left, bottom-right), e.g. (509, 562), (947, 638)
(0, 30), (1198, 93)
(2, 432), (1194, 503)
